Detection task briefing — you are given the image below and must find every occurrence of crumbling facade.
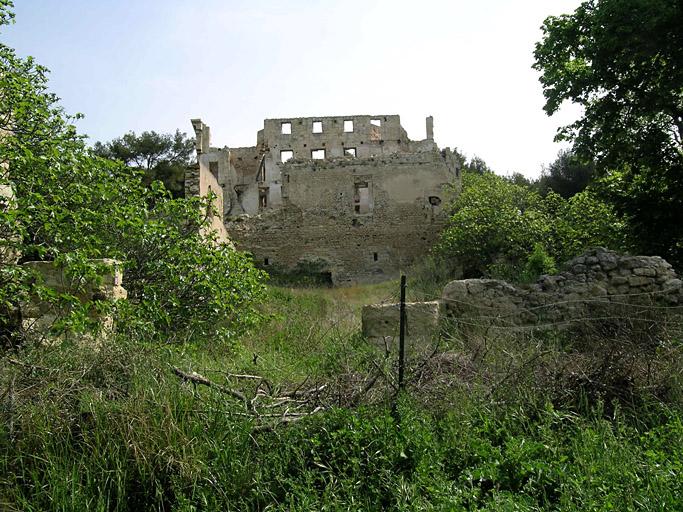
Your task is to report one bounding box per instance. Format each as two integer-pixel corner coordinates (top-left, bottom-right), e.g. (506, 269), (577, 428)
(187, 115), (460, 284)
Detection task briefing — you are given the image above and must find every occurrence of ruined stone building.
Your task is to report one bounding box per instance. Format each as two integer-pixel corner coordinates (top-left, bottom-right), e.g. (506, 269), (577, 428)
(186, 115), (461, 284)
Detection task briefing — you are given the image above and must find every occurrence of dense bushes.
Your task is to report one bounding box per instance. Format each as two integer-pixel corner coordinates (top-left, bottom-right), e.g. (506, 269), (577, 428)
(1, 274), (681, 510)
(437, 171), (629, 280)
(0, 2), (265, 344)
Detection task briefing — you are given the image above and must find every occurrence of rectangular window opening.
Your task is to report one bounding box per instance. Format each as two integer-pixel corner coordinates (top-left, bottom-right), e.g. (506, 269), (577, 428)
(343, 120), (354, 132)
(209, 161), (219, 179)
(370, 119), (381, 127)
(280, 149), (293, 163)
(353, 181), (372, 214)
(311, 149), (325, 160)
(281, 122), (291, 134)
(373, 252), (378, 261)
(312, 120), (323, 133)
(259, 188), (268, 208)
(344, 147), (356, 157)
(264, 257), (269, 266)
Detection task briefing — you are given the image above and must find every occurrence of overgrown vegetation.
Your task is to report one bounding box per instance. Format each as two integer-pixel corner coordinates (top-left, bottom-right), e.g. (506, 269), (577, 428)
(436, 170), (628, 280)
(0, 1), (265, 345)
(1, 0), (681, 509)
(533, 0), (683, 267)
(2, 285), (681, 510)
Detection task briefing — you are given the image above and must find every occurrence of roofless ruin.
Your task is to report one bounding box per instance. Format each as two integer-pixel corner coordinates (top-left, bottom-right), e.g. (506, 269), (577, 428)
(186, 114), (461, 284)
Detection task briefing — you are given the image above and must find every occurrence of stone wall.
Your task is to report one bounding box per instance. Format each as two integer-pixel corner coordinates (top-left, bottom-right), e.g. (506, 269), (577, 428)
(362, 301), (441, 339)
(0, 181), (19, 265)
(229, 150), (457, 284)
(443, 248), (682, 327)
(187, 114), (461, 284)
(362, 249), (683, 337)
(187, 119), (230, 243)
(21, 259), (127, 343)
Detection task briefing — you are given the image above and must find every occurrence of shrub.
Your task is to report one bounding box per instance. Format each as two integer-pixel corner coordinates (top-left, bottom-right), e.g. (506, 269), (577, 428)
(0, 4), (265, 344)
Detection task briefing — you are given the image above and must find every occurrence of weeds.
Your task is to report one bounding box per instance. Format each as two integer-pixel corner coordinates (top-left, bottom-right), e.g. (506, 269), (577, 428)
(1, 283), (681, 510)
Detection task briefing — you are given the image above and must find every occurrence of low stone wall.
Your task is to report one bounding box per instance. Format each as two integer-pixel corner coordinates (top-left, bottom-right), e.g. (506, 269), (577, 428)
(21, 259), (127, 343)
(361, 249), (683, 336)
(442, 248), (682, 327)
(362, 301), (441, 339)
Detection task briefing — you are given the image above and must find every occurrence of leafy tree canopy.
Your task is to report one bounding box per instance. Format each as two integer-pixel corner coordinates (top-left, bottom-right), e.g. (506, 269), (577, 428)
(93, 130), (194, 198)
(0, 2), (265, 344)
(533, 0), (683, 265)
(437, 172), (628, 280)
(537, 149), (594, 198)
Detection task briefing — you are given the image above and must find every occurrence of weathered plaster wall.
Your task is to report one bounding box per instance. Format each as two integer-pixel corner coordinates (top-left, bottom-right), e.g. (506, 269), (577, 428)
(187, 120), (230, 242)
(227, 149), (458, 284)
(362, 301), (441, 339)
(187, 114), (461, 284)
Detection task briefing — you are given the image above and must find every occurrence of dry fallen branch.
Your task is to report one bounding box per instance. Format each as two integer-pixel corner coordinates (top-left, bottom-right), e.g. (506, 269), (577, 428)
(171, 365), (329, 431)
(171, 366), (247, 403)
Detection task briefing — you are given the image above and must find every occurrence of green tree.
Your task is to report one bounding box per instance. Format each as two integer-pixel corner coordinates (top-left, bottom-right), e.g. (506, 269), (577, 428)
(93, 130), (194, 198)
(537, 149), (594, 198)
(533, 0), (683, 266)
(438, 172), (551, 278)
(506, 172), (534, 189)
(465, 155), (491, 174)
(438, 172), (628, 280)
(0, 3), (264, 344)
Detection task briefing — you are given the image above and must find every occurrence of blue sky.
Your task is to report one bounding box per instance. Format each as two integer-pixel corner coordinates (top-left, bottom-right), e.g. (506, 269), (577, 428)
(5, 0), (583, 177)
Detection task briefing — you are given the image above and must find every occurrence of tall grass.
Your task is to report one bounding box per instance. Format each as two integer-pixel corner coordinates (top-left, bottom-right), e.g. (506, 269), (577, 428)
(1, 283), (681, 510)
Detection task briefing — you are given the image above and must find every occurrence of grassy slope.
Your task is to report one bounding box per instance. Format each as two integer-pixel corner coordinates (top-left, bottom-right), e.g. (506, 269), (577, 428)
(1, 281), (681, 511)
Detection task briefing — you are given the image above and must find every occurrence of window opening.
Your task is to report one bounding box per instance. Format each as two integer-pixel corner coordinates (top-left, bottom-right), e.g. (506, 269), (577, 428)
(373, 252), (378, 261)
(280, 150), (293, 163)
(428, 196), (442, 206)
(312, 120), (323, 133)
(259, 188), (268, 208)
(258, 164), (266, 182)
(344, 147), (357, 157)
(353, 181), (371, 214)
(209, 161), (218, 179)
(281, 122), (291, 134)
(370, 119), (381, 127)
(344, 120), (354, 132)
(311, 149), (325, 160)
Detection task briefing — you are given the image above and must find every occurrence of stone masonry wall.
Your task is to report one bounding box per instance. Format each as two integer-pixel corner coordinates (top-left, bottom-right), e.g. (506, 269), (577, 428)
(362, 249), (683, 337)
(187, 120), (230, 243)
(21, 259), (128, 343)
(442, 248), (682, 327)
(187, 114), (460, 284)
(362, 301), (441, 339)
(227, 149), (457, 284)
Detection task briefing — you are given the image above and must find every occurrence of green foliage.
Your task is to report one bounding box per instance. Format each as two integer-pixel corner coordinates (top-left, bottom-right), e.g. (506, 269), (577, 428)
(533, 0), (683, 266)
(2, 341), (681, 510)
(550, 188), (630, 264)
(438, 172), (550, 278)
(0, 5), (265, 343)
(0, 281), (680, 510)
(93, 130), (194, 198)
(522, 243), (556, 282)
(537, 149), (594, 198)
(438, 171), (629, 279)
